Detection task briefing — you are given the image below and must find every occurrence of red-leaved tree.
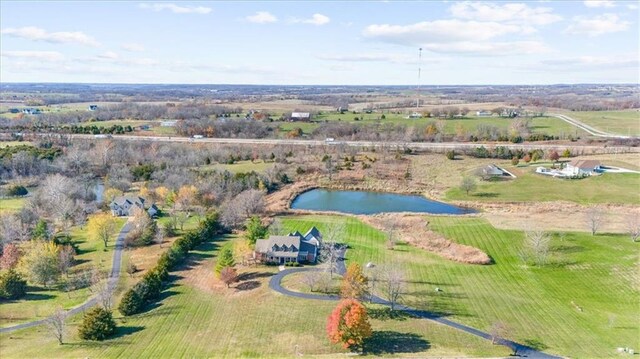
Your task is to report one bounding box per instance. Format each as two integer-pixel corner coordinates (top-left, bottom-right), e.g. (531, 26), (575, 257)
(326, 299), (372, 352)
(0, 243), (21, 270)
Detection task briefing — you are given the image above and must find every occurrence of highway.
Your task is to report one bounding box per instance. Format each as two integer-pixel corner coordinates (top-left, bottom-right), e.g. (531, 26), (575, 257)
(36, 133), (640, 154)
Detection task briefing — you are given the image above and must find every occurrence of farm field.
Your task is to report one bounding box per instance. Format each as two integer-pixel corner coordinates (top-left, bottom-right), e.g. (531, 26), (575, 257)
(277, 113), (587, 138)
(446, 165), (640, 205)
(196, 160), (274, 174)
(0, 141), (33, 148)
(0, 218), (127, 328)
(0, 234), (509, 358)
(0, 197), (25, 213)
(280, 215), (639, 358)
(562, 110), (640, 136)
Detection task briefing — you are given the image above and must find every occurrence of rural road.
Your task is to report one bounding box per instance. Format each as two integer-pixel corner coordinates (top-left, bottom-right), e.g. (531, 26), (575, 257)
(19, 132), (639, 154)
(269, 250), (560, 359)
(549, 113), (633, 139)
(0, 222), (132, 334)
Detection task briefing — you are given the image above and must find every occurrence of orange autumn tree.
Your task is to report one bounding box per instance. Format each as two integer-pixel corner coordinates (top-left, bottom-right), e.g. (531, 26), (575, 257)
(340, 263), (368, 300)
(326, 299), (372, 352)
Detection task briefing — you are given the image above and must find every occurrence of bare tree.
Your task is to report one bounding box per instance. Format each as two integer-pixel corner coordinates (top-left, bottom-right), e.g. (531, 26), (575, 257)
(585, 207), (604, 236)
(627, 214), (640, 242)
(381, 264), (406, 310)
(45, 307), (67, 345)
(58, 245), (75, 276)
(382, 217), (398, 250)
(154, 226), (165, 247)
(523, 229), (551, 266)
(318, 221), (346, 278)
(268, 218), (283, 236)
(460, 176), (477, 195)
(96, 282), (113, 310)
(301, 270), (322, 292)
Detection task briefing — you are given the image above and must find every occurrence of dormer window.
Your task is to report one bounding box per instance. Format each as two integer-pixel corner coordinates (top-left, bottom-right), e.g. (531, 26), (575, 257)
(272, 245), (279, 251)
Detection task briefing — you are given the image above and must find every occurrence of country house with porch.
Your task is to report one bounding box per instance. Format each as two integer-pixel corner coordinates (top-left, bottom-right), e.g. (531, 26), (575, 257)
(254, 227), (322, 264)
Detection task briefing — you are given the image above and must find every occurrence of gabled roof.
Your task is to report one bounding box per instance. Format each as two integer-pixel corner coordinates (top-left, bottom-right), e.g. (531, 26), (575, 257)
(483, 164), (504, 176)
(291, 112), (310, 118)
(111, 196), (145, 207)
(304, 226), (322, 240)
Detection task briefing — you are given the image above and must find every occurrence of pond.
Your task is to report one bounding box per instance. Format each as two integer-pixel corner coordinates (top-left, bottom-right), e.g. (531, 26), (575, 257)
(291, 189), (476, 215)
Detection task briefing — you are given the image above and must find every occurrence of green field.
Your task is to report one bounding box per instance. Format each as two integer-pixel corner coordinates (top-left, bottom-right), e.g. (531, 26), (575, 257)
(0, 197), (26, 213)
(563, 110), (640, 136)
(0, 234), (508, 358)
(446, 167), (640, 205)
(277, 113), (587, 138)
(196, 160), (274, 174)
(0, 218), (126, 328)
(0, 141), (33, 148)
(279, 215), (639, 358)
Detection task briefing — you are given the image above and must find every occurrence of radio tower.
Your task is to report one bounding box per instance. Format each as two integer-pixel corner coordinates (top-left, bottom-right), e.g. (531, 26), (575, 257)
(416, 47), (422, 113)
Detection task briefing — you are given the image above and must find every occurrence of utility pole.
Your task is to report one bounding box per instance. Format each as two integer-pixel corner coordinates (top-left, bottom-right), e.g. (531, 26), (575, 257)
(416, 47), (422, 113)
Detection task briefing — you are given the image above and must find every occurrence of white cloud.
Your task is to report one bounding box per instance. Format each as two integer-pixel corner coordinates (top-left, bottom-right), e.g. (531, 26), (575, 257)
(139, 3), (212, 14)
(627, 3), (639, 10)
(583, 0), (616, 8)
(0, 26), (99, 46)
(317, 53), (434, 64)
(449, 2), (562, 26)
(541, 55), (638, 69)
(565, 14), (630, 36)
(121, 43), (145, 52)
(246, 11), (278, 24)
(363, 19), (526, 44)
(290, 13), (331, 25)
(1, 50), (64, 61)
(422, 40), (550, 55)
(98, 51), (119, 59)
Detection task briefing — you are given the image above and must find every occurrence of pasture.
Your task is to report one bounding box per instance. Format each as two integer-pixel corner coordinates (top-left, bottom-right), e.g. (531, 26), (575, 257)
(280, 215), (639, 358)
(0, 197), (25, 213)
(446, 166), (640, 205)
(563, 110), (640, 136)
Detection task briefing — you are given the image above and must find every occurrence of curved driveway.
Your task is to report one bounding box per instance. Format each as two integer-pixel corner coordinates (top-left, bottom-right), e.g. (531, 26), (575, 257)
(0, 222), (131, 334)
(269, 252), (560, 359)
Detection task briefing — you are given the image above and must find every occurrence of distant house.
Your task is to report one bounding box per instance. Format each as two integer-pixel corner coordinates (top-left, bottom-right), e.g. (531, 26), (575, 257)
(9, 108), (20, 114)
(479, 164), (511, 179)
(476, 110), (492, 117)
(88, 105), (98, 111)
(110, 196), (158, 217)
(160, 120), (177, 127)
(407, 112), (422, 119)
(22, 108), (41, 115)
(565, 160), (602, 176)
(290, 112), (311, 121)
(254, 227), (322, 264)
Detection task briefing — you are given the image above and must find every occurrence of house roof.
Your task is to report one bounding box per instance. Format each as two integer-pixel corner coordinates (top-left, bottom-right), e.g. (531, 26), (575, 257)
(569, 160), (601, 170)
(291, 112), (310, 118)
(111, 196), (145, 206)
(255, 232), (319, 257)
(304, 226), (321, 240)
(483, 164), (504, 176)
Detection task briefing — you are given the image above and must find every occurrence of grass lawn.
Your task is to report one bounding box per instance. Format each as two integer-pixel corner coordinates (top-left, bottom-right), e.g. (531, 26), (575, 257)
(0, 141), (33, 148)
(446, 166), (640, 205)
(0, 217), (127, 328)
(562, 110), (640, 136)
(196, 160), (274, 174)
(0, 233), (508, 358)
(279, 214), (639, 358)
(0, 196), (26, 213)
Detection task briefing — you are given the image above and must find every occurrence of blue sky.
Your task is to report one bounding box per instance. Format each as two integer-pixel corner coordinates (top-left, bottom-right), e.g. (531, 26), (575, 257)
(1, 1), (638, 85)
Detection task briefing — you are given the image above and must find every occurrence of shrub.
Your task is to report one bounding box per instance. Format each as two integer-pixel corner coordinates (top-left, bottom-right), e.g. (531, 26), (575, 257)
(118, 288), (143, 316)
(6, 185), (28, 197)
(0, 269), (27, 299)
(511, 157), (520, 166)
(78, 307), (116, 341)
(445, 150), (456, 160)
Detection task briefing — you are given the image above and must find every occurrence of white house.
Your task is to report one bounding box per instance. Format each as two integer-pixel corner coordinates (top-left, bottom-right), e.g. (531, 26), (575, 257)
(110, 196), (158, 217)
(565, 160), (602, 176)
(254, 227), (322, 264)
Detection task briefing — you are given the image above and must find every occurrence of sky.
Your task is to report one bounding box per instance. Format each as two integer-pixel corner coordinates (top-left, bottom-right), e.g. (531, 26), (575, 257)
(0, 1), (638, 85)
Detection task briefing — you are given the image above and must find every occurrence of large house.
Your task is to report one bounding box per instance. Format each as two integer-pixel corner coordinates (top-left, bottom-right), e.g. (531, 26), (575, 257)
(254, 227), (322, 264)
(290, 112), (311, 121)
(565, 160), (602, 176)
(110, 196), (158, 217)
